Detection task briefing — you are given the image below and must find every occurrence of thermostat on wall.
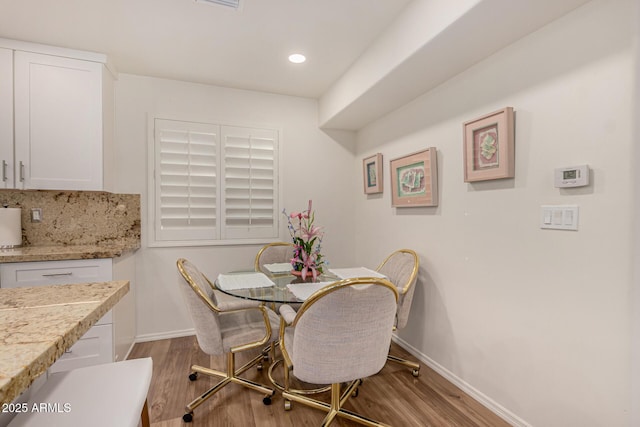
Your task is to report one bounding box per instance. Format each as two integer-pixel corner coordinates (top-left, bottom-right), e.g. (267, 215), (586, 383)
(554, 165), (589, 188)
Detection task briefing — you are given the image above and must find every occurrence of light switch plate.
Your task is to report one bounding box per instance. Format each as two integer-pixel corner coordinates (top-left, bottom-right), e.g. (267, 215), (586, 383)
(30, 208), (42, 223)
(540, 205), (578, 230)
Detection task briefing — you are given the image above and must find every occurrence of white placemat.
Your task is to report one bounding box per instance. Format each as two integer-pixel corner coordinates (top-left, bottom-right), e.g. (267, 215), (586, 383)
(287, 282), (333, 301)
(263, 263), (293, 274)
(216, 272), (274, 291)
(329, 267), (387, 280)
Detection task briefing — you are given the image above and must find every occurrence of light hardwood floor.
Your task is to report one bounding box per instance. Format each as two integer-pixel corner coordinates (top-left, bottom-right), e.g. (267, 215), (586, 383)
(128, 336), (511, 427)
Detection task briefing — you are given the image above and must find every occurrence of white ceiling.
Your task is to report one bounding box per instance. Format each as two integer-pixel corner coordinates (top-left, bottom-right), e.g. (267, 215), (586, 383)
(0, 0), (412, 98)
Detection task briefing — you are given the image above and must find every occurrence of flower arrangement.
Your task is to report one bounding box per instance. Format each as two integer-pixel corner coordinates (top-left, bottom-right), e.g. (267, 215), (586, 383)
(283, 200), (325, 281)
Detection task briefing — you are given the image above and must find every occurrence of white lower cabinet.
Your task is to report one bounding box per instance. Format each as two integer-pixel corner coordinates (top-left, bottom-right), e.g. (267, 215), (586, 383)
(0, 258), (128, 372)
(49, 324), (113, 373)
(0, 256), (136, 427)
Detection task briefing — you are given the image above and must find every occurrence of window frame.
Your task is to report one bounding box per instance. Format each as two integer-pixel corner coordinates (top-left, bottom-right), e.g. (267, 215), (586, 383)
(147, 116), (282, 247)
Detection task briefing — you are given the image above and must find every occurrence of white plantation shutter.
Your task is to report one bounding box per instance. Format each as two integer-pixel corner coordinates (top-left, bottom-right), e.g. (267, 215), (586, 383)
(151, 119), (279, 245)
(154, 119), (218, 242)
(222, 126), (278, 239)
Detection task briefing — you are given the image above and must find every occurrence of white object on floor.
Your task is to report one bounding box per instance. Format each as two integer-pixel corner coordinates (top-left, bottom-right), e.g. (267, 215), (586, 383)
(8, 358), (153, 427)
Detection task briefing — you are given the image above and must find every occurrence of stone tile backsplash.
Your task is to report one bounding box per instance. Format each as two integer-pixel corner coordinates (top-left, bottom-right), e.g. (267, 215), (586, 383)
(0, 189), (140, 247)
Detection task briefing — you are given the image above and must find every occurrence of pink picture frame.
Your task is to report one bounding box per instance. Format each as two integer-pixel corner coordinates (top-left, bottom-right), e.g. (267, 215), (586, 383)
(463, 107), (515, 182)
(363, 153), (383, 194)
(390, 148), (438, 207)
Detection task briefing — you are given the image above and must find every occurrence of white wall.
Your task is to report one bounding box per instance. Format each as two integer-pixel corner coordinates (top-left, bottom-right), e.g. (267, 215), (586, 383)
(111, 1), (639, 425)
(113, 75), (357, 339)
(355, 1), (635, 426)
(632, 1), (640, 425)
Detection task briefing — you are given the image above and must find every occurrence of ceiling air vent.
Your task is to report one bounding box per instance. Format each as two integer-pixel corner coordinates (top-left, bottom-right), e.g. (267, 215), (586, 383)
(194, 0), (241, 9)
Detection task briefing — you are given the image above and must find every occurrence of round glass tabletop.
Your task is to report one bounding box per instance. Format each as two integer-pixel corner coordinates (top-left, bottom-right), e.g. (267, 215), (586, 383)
(214, 270), (339, 304)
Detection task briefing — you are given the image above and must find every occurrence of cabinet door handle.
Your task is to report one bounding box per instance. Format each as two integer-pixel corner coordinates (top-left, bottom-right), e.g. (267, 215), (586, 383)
(1, 160), (6, 182)
(19, 161), (25, 182)
(42, 272), (73, 277)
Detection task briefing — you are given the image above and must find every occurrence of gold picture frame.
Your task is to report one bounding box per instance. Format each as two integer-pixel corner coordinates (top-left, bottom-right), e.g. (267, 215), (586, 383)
(363, 153), (383, 194)
(390, 148), (438, 207)
(463, 107), (515, 182)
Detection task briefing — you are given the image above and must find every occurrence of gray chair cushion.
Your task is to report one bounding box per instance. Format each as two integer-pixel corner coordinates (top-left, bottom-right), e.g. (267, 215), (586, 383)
(255, 242), (295, 274)
(377, 250), (418, 330)
(287, 282), (397, 385)
(177, 259), (279, 356)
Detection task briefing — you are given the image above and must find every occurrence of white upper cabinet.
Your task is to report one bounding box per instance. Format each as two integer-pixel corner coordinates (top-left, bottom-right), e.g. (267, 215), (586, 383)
(0, 48), (13, 189)
(14, 52), (105, 190)
(0, 39), (114, 191)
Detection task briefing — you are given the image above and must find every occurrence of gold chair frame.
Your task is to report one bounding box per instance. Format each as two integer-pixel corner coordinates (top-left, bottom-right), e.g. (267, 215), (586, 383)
(177, 259), (275, 423)
(376, 249), (421, 377)
(254, 241), (296, 273)
(254, 241), (296, 353)
(279, 278), (399, 427)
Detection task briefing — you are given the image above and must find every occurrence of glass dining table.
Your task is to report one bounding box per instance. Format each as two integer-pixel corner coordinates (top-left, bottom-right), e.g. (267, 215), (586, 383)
(214, 268), (344, 394)
(213, 266), (389, 394)
(213, 269), (341, 304)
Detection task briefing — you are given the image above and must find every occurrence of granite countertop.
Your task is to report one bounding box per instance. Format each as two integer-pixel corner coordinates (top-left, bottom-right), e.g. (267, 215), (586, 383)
(0, 242), (140, 263)
(0, 280), (130, 405)
(0, 189), (141, 263)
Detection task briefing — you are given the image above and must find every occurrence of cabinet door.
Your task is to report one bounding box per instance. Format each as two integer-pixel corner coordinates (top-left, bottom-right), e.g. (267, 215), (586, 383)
(48, 324), (113, 373)
(0, 48), (12, 189)
(14, 52), (103, 190)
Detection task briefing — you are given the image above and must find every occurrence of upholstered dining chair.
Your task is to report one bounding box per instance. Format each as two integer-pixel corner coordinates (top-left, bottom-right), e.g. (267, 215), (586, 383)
(254, 241), (295, 274)
(278, 278), (398, 426)
(176, 258), (279, 423)
(376, 249), (421, 377)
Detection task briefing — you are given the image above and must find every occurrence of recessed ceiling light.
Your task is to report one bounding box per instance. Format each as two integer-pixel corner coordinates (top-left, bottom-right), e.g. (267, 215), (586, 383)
(288, 54), (306, 64)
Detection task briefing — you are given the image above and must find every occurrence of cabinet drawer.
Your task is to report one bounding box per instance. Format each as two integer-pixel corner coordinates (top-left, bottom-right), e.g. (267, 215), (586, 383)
(49, 324), (113, 374)
(0, 258), (112, 287)
(0, 259), (114, 324)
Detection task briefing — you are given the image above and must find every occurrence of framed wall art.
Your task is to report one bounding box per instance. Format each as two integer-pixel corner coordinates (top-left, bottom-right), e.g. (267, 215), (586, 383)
(363, 153), (383, 194)
(390, 147), (438, 207)
(463, 107), (515, 182)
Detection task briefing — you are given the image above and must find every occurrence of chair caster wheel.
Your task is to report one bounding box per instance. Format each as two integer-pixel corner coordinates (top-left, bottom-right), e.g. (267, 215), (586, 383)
(352, 388), (359, 398)
(183, 412), (193, 422)
(284, 400), (292, 411)
(263, 396), (272, 405)
(188, 372), (198, 381)
(257, 362), (263, 371)
(412, 369), (420, 377)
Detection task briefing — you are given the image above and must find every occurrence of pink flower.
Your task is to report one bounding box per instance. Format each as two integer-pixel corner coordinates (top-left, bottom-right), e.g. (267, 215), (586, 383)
(301, 224), (322, 241)
(283, 199), (325, 278)
(303, 200), (312, 218)
(292, 250), (319, 281)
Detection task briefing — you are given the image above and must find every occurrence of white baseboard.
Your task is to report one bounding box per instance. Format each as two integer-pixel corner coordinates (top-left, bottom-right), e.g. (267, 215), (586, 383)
(135, 328), (195, 343)
(391, 335), (531, 427)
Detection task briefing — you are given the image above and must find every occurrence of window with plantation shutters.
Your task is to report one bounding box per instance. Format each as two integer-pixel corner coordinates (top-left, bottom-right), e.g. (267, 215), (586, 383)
(150, 118), (279, 246)
(222, 126), (277, 239)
